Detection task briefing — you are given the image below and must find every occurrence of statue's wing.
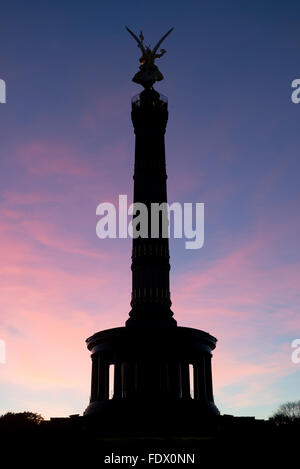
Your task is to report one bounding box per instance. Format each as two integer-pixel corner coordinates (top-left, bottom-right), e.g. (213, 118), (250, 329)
(152, 27), (174, 55)
(125, 26), (145, 53)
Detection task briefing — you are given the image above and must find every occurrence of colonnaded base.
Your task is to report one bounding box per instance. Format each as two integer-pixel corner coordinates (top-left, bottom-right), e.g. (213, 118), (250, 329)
(84, 326), (219, 431)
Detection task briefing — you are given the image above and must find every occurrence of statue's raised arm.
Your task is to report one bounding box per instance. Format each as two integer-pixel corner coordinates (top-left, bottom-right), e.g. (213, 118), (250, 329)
(125, 26), (174, 89)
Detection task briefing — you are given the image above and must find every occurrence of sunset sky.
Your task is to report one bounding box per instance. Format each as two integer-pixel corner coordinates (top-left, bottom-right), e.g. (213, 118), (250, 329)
(0, 0), (299, 420)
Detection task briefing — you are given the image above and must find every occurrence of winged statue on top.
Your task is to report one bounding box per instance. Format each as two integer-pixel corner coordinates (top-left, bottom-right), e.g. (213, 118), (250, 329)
(125, 26), (174, 88)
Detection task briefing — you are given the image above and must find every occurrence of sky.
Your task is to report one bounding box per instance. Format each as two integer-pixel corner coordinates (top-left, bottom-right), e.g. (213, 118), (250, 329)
(0, 0), (299, 420)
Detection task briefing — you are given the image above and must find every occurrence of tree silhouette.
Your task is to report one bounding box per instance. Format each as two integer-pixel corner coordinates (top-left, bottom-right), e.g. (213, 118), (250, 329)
(0, 411), (44, 430)
(270, 400), (300, 424)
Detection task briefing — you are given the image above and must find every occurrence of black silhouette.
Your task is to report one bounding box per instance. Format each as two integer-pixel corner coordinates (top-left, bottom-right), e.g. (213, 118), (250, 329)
(125, 26), (174, 88)
(84, 79), (219, 430)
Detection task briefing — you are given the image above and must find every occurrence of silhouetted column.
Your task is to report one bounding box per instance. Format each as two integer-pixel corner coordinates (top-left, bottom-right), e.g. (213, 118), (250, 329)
(97, 356), (109, 400)
(194, 356), (206, 401)
(144, 360), (157, 397)
(90, 354), (98, 402)
(160, 361), (169, 395)
(113, 362), (122, 399)
(168, 361), (181, 398)
(205, 355), (213, 402)
(121, 362), (126, 398)
(150, 360), (163, 396)
(121, 361), (136, 398)
(134, 360), (143, 394)
(181, 361), (191, 399)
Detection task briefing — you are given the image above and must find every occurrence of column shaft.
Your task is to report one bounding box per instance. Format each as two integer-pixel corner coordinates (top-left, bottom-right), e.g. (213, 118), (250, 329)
(113, 362), (122, 399)
(90, 354), (98, 402)
(181, 361), (191, 399)
(205, 355), (214, 402)
(194, 356), (206, 401)
(97, 356), (109, 401)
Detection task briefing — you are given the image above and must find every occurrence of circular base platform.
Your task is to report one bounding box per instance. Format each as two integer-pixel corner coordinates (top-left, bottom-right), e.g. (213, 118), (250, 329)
(84, 326), (219, 427)
(84, 397), (219, 431)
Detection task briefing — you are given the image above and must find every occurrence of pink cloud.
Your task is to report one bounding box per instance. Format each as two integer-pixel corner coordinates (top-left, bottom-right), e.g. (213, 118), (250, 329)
(0, 203), (130, 417)
(16, 141), (94, 177)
